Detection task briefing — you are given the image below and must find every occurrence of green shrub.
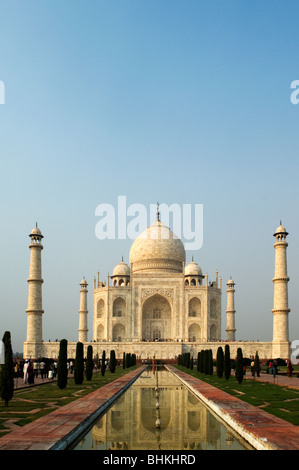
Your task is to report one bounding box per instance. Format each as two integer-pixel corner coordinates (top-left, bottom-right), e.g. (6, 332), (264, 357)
(101, 350), (106, 376)
(216, 346), (224, 378)
(109, 350), (116, 373)
(57, 339), (68, 389)
(235, 347), (243, 384)
(1, 331), (14, 406)
(74, 342), (84, 385)
(86, 345), (93, 381)
(208, 349), (213, 375)
(224, 344), (231, 380)
(197, 352), (200, 372)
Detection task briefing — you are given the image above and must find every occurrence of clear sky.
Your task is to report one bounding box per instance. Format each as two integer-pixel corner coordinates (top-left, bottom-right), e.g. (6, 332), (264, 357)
(0, 0), (298, 353)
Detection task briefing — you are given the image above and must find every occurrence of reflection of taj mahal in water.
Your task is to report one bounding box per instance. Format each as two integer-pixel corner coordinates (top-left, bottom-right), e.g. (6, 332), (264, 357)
(23, 208), (291, 360)
(75, 368), (248, 451)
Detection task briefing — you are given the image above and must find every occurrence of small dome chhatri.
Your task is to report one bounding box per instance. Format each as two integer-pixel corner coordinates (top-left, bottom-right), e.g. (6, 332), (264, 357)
(274, 221), (288, 237)
(112, 260), (130, 277)
(30, 223), (43, 238)
(185, 260), (202, 277)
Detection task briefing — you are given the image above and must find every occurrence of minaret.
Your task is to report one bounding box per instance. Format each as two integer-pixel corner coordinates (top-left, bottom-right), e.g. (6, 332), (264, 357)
(24, 224), (44, 358)
(78, 278), (88, 343)
(226, 278), (236, 341)
(272, 223), (290, 358)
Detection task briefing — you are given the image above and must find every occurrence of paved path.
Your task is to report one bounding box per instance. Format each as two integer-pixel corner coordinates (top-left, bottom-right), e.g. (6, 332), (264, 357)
(13, 370), (89, 389)
(243, 371), (299, 389)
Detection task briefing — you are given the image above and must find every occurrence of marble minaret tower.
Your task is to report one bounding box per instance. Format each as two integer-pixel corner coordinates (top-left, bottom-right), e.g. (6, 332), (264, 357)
(226, 278), (236, 341)
(272, 223), (290, 358)
(78, 278), (88, 343)
(24, 224), (44, 358)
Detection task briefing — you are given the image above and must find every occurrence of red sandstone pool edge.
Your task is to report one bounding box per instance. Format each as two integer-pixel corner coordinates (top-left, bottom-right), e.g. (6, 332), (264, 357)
(166, 365), (299, 451)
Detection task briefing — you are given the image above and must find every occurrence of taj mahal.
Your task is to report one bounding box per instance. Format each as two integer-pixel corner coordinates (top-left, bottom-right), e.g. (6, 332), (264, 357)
(23, 209), (291, 362)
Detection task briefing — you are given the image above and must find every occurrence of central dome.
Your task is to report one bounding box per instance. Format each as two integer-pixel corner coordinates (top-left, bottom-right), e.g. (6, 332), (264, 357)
(129, 219), (186, 274)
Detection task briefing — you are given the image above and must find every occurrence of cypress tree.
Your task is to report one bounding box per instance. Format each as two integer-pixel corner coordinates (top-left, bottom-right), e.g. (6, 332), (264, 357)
(208, 349), (213, 375)
(186, 352), (191, 369)
(224, 344), (231, 380)
(204, 350), (210, 374)
(126, 353), (131, 368)
(216, 346), (224, 378)
(200, 349), (205, 373)
(123, 352), (126, 369)
(197, 352), (200, 372)
(101, 350), (106, 376)
(235, 347), (244, 384)
(57, 338), (68, 389)
(74, 342), (84, 385)
(0, 331), (14, 406)
(190, 355), (193, 370)
(109, 350), (116, 373)
(86, 345), (93, 381)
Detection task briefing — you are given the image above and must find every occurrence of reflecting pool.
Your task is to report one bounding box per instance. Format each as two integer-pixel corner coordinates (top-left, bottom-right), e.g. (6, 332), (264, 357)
(73, 367), (252, 450)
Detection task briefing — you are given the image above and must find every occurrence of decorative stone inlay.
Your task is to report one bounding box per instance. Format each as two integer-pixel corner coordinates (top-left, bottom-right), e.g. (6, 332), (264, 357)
(141, 288), (174, 301)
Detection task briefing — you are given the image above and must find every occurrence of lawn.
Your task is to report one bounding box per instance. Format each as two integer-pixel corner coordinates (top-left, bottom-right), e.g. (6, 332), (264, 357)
(174, 365), (299, 426)
(0, 366), (138, 438)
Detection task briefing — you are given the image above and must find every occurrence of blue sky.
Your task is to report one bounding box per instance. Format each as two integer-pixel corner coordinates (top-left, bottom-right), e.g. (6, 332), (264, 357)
(0, 0), (298, 352)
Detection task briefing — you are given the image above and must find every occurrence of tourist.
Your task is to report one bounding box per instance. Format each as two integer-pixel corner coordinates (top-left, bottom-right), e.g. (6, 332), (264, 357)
(272, 360), (278, 378)
(27, 361), (35, 384)
(23, 360), (29, 384)
(53, 361), (58, 378)
(250, 360), (255, 377)
(48, 363), (54, 380)
(33, 360), (39, 378)
(39, 360), (46, 379)
(287, 360), (294, 378)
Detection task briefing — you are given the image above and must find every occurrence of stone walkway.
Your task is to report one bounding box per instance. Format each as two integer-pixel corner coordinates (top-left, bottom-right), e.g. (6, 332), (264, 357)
(0, 366), (147, 450)
(243, 371), (299, 390)
(0, 366), (299, 450)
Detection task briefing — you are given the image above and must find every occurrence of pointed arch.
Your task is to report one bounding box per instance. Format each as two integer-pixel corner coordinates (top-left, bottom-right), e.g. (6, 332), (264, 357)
(188, 297), (201, 317)
(142, 294), (172, 341)
(97, 299), (105, 318)
(112, 323), (125, 342)
(188, 323), (201, 342)
(113, 297), (126, 317)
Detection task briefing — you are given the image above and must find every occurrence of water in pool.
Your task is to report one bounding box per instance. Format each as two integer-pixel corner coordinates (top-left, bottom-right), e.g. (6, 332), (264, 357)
(73, 367), (252, 450)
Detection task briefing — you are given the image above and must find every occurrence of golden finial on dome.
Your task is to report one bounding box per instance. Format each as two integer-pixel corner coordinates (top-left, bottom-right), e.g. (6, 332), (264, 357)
(156, 202), (160, 221)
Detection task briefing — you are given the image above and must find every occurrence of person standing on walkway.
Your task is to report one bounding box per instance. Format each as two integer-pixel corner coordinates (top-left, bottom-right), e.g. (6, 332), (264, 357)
(23, 360), (29, 384)
(27, 361), (34, 384)
(251, 360), (255, 377)
(272, 360), (278, 379)
(53, 361), (58, 378)
(39, 360), (45, 380)
(33, 360), (39, 379)
(287, 360), (294, 378)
